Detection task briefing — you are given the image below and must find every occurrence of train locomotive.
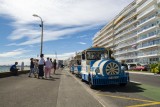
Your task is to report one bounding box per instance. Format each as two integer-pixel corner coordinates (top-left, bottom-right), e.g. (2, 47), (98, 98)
(80, 46), (129, 88)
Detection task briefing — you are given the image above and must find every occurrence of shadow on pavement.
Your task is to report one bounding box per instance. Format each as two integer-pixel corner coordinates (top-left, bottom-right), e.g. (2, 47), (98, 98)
(44, 78), (56, 81)
(42, 77), (60, 81)
(93, 82), (145, 93)
(54, 73), (63, 75)
(65, 74), (72, 77)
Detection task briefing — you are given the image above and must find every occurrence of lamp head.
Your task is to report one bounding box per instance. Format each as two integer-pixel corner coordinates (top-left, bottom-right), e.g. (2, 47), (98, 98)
(33, 14), (39, 17)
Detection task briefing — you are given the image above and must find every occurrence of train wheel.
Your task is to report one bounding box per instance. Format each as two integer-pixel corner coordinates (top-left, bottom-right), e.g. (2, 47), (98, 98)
(119, 83), (127, 87)
(89, 81), (95, 89)
(88, 76), (95, 89)
(81, 78), (85, 82)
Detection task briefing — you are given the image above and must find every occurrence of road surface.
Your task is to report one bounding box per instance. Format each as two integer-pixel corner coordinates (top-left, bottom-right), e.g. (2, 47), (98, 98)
(0, 68), (160, 107)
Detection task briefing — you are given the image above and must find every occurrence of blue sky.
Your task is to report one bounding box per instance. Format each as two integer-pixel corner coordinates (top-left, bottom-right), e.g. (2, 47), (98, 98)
(0, 0), (133, 65)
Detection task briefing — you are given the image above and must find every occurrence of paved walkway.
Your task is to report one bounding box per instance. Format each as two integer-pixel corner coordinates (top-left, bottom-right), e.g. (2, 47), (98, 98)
(128, 71), (160, 76)
(0, 68), (103, 107)
(57, 69), (102, 107)
(0, 69), (61, 107)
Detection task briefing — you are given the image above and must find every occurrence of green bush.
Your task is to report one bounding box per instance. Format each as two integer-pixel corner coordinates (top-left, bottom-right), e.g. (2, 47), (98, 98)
(150, 63), (160, 73)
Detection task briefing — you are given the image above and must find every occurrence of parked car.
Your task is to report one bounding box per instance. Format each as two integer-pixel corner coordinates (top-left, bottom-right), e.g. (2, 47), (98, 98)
(132, 65), (149, 71)
(127, 63), (137, 70)
(127, 63), (150, 71)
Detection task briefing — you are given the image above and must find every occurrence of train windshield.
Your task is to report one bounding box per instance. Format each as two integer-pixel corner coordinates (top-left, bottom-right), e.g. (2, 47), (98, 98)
(86, 51), (104, 60)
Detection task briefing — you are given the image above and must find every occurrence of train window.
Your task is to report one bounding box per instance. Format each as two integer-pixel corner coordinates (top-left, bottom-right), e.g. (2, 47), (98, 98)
(86, 51), (101, 60)
(82, 53), (85, 60)
(77, 60), (81, 65)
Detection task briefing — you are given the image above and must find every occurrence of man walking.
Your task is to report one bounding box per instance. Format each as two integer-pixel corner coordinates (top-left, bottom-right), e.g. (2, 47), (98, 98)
(38, 54), (45, 79)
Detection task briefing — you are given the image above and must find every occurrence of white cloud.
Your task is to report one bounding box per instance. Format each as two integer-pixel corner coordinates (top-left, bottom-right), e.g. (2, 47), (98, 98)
(8, 23), (100, 45)
(0, 0), (134, 46)
(45, 52), (76, 60)
(0, 48), (30, 58)
(78, 42), (86, 45)
(77, 35), (88, 38)
(0, 0), (135, 65)
(0, 51), (77, 65)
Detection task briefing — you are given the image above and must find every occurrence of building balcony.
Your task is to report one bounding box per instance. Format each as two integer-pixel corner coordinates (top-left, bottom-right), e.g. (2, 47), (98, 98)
(117, 56), (137, 60)
(137, 0), (155, 13)
(137, 25), (158, 36)
(115, 12), (137, 30)
(94, 28), (114, 44)
(115, 34), (137, 45)
(95, 33), (113, 46)
(137, 5), (158, 19)
(93, 31), (100, 40)
(115, 41), (137, 50)
(115, 26), (137, 39)
(93, 35), (104, 44)
(138, 16), (158, 28)
(99, 38), (113, 47)
(137, 53), (159, 58)
(136, 0), (146, 5)
(104, 43), (113, 48)
(115, 49), (137, 55)
(100, 28), (113, 38)
(115, 19), (137, 34)
(138, 44), (159, 50)
(122, 4), (137, 17)
(137, 34), (158, 43)
(100, 22), (113, 35)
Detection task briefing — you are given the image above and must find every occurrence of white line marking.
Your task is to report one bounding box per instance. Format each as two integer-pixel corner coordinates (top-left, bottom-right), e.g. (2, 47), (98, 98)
(130, 81), (141, 84)
(128, 72), (154, 75)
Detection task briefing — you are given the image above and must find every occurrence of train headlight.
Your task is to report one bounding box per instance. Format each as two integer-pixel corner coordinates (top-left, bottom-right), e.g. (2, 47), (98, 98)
(121, 66), (126, 71)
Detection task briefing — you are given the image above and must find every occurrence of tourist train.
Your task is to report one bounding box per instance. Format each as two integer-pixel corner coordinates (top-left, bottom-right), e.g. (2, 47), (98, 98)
(69, 46), (129, 88)
(69, 52), (81, 76)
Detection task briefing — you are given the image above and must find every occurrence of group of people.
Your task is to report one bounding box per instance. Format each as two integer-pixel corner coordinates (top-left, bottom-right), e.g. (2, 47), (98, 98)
(10, 54), (57, 79)
(29, 54), (57, 79)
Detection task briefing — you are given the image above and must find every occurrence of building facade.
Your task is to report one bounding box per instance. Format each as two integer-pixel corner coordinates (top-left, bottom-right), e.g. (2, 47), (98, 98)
(93, 0), (160, 64)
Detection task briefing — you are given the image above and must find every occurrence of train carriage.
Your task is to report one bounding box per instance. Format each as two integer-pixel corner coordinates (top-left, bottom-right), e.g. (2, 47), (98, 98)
(80, 46), (129, 88)
(69, 52), (82, 76)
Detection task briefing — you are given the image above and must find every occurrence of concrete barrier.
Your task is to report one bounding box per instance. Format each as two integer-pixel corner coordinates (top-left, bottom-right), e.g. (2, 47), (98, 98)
(0, 70), (30, 78)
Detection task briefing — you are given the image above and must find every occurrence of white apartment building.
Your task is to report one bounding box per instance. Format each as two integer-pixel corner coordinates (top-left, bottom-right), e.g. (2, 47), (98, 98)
(93, 0), (160, 64)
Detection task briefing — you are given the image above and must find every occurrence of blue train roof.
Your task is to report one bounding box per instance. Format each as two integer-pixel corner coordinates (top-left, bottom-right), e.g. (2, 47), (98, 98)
(85, 47), (107, 51)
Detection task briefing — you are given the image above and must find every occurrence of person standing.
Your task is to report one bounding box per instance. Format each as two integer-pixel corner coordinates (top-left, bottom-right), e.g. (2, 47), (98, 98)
(38, 54), (45, 79)
(121, 60), (128, 71)
(21, 62), (24, 71)
(45, 57), (52, 79)
(10, 62), (19, 76)
(34, 59), (39, 75)
(28, 58), (36, 77)
(50, 58), (52, 63)
(53, 59), (57, 74)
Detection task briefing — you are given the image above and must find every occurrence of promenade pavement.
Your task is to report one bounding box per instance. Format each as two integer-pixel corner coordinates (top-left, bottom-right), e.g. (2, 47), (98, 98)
(0, 68), (102, 107)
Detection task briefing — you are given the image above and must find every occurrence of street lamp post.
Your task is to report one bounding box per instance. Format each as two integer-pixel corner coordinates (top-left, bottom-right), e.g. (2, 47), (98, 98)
(33, 14), (43, 55)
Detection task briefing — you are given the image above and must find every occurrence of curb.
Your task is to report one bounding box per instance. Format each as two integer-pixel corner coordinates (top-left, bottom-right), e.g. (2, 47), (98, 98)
(0, 70), (30, 78)
(128, 71), (160, 76)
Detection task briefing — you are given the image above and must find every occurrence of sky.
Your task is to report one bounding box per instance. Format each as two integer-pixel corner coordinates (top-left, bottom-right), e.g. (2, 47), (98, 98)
(0, 0), (134, 65)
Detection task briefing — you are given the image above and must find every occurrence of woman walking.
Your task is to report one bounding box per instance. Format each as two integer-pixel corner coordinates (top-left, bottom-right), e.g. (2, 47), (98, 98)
(28, 58), (36, 78)
(34, 59), (39, 76)
(38, 54), (45, 79)
(45, 57), (52, 79)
